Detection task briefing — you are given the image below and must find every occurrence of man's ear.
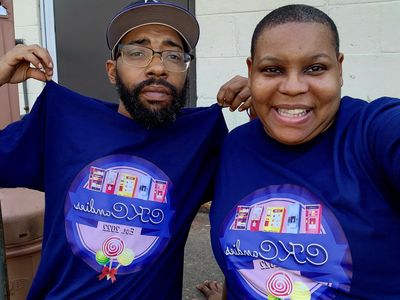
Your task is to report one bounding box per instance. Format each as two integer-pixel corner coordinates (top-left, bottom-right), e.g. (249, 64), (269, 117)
(106, 59), (117, 85)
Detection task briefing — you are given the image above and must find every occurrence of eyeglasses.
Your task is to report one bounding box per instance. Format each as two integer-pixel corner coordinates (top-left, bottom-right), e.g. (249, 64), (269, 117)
(117, 44), (192, 72)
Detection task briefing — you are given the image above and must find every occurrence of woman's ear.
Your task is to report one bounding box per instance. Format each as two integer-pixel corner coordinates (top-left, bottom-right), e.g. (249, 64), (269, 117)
(337, 53), (344, 87)
(246, 57), (253, 85)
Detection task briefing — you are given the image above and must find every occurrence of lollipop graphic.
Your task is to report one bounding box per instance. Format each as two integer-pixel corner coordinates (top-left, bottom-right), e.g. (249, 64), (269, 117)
(97, 236), (126, 283)
(117, 249), (135, 267)
(103, 236), (125, 258)
(266, 271), (293, 298)
(291, 281), (311, 300)
(95, 250), (110, 266)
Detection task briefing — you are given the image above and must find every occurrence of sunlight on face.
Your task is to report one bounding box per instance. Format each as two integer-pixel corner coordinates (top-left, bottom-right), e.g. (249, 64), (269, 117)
(247, 22), (344, 145)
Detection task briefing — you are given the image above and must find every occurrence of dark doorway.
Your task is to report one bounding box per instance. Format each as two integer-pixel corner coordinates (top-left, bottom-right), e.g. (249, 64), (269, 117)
(53, 0), (197, 106)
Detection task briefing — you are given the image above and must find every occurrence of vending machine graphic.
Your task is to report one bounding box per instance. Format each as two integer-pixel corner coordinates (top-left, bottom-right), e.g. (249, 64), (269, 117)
(151, 180), (168, 203)
(249, 206), (264, 231)
(305, 204), (322, 234)
(88, 167), (105, 192)
(263, 207), (286, 233)
(233, 206), (251, 230)
(137, 176), (151, 200)
(286, 203), (301, 234)
(117, 174), (138, 198)
(103, 170), (118, 194)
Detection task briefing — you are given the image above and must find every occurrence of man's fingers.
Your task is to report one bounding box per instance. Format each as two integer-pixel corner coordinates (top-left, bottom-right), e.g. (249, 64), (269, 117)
(228, 91), (251, 112)
(29, 46), (53, 78)
(217, 76), (247, 101)
(0, 44), (53, 85)
(26, 68), (48, 82)
(14, 44), (53, 74)
(21, 47), (53, 81)
(217, 75), (250, 109)
(237, 97), (252, 112)
(32, 45), (53, 69)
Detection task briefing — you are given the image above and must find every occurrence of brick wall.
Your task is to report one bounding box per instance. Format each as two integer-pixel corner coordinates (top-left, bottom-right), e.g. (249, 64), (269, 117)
(196, 0), (400, 129)
(12, 1), (400, 127)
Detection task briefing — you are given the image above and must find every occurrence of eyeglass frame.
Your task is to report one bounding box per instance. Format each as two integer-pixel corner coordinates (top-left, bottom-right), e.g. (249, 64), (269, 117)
(115, 44), (194, 72)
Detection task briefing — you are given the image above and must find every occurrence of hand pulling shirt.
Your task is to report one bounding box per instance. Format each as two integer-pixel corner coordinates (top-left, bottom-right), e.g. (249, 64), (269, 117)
(0, 81), (228, 300)
(210, 97), (400, 300)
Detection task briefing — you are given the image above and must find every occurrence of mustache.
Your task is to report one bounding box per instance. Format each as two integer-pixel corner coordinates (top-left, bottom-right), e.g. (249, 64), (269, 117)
(133, 78), (179, 96)
(115, 71), (187, 128)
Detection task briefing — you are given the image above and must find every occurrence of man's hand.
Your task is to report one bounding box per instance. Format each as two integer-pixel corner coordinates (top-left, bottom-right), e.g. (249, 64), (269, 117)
(0, 44), (53, 87)
(217, 75), (251, 112)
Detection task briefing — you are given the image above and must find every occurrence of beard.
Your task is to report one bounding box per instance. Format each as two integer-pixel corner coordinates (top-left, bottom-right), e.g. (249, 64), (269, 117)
(115, 71), (187, 129)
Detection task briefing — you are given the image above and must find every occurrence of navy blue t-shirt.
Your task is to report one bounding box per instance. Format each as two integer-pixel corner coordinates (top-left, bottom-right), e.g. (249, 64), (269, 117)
(0, 81), (228, 299)
(210, 96), (400, 299)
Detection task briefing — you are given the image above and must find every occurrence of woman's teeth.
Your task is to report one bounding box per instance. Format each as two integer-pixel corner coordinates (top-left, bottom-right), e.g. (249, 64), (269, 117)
(277, 108), (308, 118)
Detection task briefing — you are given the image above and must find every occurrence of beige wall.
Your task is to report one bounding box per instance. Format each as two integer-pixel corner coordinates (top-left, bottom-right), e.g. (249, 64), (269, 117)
(196, 0), (400, 130)
(13, 0), (43, 114)
(0, 0), (20, 128)
(12, 1), (400, 129)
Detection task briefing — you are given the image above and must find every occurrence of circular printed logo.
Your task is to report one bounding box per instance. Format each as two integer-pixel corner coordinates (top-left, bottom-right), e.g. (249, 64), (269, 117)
(220, 184), (352, 299)
(65, 155), (174, 282)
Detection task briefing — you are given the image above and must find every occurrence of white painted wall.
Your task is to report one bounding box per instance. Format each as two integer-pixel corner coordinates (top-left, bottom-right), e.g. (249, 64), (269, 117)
(13, 0), (44, 114)
(196, 0), (400, 130)
(12, 0), (400, 128)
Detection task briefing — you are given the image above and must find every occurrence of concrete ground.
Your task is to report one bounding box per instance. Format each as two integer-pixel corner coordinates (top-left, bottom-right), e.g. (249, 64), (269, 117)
(183, 212), (224, 300)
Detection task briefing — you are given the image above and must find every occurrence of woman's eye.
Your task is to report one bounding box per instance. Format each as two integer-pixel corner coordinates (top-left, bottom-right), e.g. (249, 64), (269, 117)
(262, 67), (281, 74)
(306, 65), (325, 73)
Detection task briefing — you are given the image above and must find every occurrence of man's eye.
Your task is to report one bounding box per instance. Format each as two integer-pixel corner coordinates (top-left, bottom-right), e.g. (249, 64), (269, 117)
(165, 52), (183, 61)
(127, 50), (145, 58)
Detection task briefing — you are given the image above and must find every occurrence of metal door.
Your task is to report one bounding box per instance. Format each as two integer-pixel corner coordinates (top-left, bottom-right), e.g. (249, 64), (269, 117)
(0, 0), (19, 130)
(53, 0), (197, 106)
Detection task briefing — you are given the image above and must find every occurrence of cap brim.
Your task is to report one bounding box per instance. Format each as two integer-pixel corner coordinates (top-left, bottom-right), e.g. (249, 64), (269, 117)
(107, 3), (199, 57)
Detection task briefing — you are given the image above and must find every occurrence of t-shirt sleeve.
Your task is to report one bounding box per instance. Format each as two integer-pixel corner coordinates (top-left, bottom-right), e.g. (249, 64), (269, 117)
(201, 108), (228, 204)
(366, 98), (400, 193)
(0, 85), (48, 190)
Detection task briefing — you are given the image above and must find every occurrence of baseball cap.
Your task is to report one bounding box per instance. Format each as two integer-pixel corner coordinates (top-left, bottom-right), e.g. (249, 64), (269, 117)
(106, 0), (200, 59)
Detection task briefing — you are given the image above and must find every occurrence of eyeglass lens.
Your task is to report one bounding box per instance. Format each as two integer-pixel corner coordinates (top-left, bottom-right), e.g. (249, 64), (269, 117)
(120, 45), (190, 72)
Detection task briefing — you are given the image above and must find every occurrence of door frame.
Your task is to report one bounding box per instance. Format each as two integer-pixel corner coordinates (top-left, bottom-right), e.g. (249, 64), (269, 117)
(40, 0), (58, 82)
(40, 0), (197, 106)
(0, 0), (20, 129)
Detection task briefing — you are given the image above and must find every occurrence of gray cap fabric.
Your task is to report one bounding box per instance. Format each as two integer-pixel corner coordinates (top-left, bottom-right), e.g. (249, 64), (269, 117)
(106, 0), (200, 59)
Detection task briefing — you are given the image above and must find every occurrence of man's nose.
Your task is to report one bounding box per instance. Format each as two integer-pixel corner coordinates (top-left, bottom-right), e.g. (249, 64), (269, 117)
(145, 54), (167, 78)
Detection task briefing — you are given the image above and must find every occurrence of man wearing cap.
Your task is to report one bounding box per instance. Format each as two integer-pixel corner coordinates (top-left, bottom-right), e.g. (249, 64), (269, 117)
(0, 1), (249, 299)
